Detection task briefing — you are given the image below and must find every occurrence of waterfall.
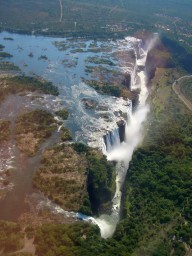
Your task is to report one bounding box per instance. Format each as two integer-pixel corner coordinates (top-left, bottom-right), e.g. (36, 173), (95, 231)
(73, 34), (158, 239)
(103, 126), (121, 152)
(130, 60), (137, 90)
(94, 34), (158, 239)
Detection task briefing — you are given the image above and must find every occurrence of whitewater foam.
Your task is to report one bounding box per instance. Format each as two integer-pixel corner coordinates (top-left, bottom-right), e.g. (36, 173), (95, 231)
(96, 34), (158, 238)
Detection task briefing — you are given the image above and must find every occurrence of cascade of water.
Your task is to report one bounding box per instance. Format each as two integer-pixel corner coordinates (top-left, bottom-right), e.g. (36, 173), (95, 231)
(76, 34), (158, 239)
(95, 34), (158, 239)
(101, 137), (107, 156)
(130, 60), (137, 90)
(103, 126), (121, 152)
(111, 128), (121, 147)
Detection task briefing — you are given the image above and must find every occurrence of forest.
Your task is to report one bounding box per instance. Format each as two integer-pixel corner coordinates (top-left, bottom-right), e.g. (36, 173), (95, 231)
(0, 0), (192, 47)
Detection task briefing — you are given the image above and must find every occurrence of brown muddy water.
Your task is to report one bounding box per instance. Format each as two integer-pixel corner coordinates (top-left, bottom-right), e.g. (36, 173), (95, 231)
(0, 94), (61, 220)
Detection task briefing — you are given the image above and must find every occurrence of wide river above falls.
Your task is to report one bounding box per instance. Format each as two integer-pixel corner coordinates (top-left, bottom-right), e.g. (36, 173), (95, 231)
(0, 31), (138, 147)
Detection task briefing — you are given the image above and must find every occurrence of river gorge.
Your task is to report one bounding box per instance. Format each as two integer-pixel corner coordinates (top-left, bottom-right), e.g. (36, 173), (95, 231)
(0, 31), (157, 238)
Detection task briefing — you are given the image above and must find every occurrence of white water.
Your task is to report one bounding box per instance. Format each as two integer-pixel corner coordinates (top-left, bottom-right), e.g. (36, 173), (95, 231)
(38, 34), (158, 239)
(0, 31), (158, 236)
(94, 34), (158, 239)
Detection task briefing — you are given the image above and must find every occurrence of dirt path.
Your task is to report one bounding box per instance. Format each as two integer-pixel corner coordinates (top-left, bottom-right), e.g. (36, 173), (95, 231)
(15, 235), (36, 256)
(172, 75), (192, 111)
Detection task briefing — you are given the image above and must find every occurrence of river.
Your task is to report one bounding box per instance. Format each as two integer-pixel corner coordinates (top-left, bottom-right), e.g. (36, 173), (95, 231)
(0, 31), (157, 237)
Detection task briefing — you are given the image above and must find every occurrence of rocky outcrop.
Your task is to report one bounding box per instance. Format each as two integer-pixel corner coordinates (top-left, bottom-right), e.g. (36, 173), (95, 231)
(117, 120), (126, 143)
(145, 41), (175, 81)
(122, 72), (131, 90)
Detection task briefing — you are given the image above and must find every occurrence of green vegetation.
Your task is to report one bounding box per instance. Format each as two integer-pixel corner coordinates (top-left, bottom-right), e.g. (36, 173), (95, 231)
(60, 126), (72, 141)
(0, 2), (192, 255)
(38, 55), (48, 60)
(62, 59), (78, 68)
(87, 150), (115, 213)
(33, 143), (90, 213)
(0, 119), (11, 142)
(34, 142), (115, 215)
(0, 0), (192, 49)
(53, 41), (70, 51)
(180, 77), (192, 102)
(0, 75), (59, 104)
(4, 37), (14, 40)
(54, 40), (87, 52)
(82, 61), (134, 98)
(32, 68), (189, 256)
(86, 56), (115, 66)
(111, 68), (192, 255)
(83, 78), (134, 100)
(0, 169), (12, 199)
(0, 61), (20, 71)
(87, 46), (112, 53)
(85, 65), (122, 76)
(70, 48), (85, 53)
(55, 109), (69, 120)
(0, 52), (13, 59)
(34, 222), (102, 256)
(0, 44), (5, 51)
(7, 76), (59, 95)
(161, 35), (192, 73)
(15, 109), (56, 156)
(0, 221), (24, 253)
(28, 52), (33, 57)
(72, 143), (115, 214)
(82, 79), (121, 97)
(34, 68), (190, 256)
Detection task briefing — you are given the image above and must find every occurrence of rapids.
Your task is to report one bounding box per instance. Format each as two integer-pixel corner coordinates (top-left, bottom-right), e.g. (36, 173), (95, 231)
(0, 31), (158, 237)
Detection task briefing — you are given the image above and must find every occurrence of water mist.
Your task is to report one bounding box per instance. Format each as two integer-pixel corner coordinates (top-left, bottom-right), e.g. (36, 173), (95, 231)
(93, 34), (158, 239)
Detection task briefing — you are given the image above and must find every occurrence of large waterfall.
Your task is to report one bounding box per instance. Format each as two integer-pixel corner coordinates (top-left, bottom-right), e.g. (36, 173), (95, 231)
(0, 31), (158, 236)
(33, 34), (158, 239)
(93, 34), (158, 239)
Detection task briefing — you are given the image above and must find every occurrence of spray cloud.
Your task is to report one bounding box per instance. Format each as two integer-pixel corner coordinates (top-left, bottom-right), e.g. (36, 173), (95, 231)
(94, 34), (158, 238)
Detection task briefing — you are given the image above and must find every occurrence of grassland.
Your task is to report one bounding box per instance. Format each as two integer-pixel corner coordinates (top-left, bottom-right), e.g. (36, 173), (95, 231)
(180, 77), (192, 102)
